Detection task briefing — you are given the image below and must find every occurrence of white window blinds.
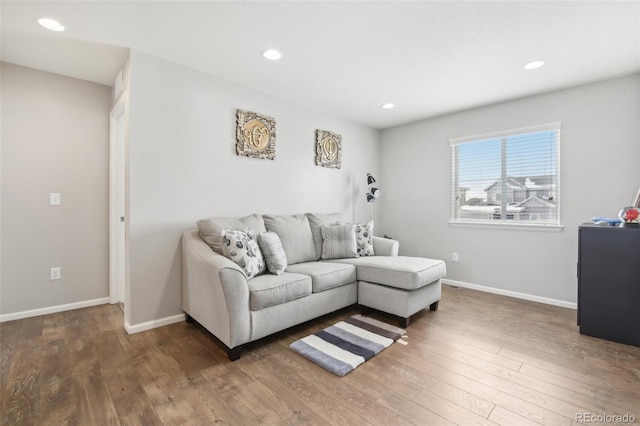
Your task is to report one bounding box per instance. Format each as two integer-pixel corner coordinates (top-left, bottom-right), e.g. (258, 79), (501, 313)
(450, 123), (561, 226)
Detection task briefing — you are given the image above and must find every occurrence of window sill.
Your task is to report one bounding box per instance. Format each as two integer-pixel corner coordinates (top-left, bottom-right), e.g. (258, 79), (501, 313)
(449, 221), (564, 232)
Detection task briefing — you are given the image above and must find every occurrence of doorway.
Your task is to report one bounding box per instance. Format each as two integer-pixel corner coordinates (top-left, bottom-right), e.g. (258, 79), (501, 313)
(109, 93), (127, 313)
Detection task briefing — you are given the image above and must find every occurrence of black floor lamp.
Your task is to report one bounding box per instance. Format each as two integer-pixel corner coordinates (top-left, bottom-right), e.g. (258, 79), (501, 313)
(366, 173), (381, 220)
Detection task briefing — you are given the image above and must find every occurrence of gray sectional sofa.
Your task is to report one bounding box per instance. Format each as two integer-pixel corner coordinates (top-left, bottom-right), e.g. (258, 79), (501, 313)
(182, 212), (445, 360)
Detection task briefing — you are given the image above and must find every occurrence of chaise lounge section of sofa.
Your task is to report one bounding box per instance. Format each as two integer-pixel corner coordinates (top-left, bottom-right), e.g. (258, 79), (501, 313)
(182, 212), (445, 360)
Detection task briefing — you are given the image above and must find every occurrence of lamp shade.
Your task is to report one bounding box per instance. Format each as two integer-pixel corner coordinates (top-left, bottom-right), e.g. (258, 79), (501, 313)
(367, 173), (376, 186)
(370, 187), (381, 198)
(366, 193), (375, 204)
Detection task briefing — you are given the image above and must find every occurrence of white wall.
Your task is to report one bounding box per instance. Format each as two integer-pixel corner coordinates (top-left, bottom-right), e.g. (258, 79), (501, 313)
(1, 62), (111, 317)
(379, 74), (640, 305)
(126, 51), (380, 326)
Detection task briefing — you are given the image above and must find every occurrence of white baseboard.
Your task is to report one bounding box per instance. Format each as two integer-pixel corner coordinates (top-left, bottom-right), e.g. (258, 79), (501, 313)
(0, 297), (111, 322)
(442, 279), (577, 310)
(125, 313), (186, 334)
(1, 299), (187, 335)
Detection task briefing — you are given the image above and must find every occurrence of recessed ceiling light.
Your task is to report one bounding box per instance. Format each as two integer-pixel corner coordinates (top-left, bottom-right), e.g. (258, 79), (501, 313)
(382, 103), (395, 109)
(37, 17), (65, 32)
(262, 49), (282, 61)
(524, 60), (545, 70)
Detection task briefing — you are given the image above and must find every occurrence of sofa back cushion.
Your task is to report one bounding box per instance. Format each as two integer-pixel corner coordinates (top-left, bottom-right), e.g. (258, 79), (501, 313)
(305, 212), (347, 260)
(197, 213), (267, 254)
(263, 214), (316, 265)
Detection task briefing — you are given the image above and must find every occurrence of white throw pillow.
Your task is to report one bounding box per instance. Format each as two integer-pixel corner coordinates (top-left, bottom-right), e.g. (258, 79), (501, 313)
(221, 229), (265, 279)
(257, 232), (288, 275)
(320, 224), (358, 260)
(354, 220), (375, 257)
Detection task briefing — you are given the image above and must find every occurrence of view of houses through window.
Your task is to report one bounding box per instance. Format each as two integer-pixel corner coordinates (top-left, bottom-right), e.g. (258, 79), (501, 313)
(451, 123), (560, 225)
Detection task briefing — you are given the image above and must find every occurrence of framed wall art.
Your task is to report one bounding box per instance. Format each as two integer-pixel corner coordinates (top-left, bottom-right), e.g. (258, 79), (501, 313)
(315, 129), (342, 169)
(236, 109), (276, 160)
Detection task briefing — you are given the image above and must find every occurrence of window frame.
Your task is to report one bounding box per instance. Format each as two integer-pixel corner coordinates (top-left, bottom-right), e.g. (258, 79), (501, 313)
(449, 122), (563, 231)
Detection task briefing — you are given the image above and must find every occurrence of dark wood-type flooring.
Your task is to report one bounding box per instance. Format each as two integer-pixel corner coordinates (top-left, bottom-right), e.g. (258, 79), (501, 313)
(2, 285), (639, 425)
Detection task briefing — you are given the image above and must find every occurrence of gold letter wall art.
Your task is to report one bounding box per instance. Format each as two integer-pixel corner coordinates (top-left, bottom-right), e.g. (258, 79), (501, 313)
(236, 109), (276, 160)
(315, 129), (342, 169)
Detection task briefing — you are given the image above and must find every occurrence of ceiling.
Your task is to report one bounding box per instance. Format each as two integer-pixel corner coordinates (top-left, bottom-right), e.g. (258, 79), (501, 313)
(2, 1), (639, 129)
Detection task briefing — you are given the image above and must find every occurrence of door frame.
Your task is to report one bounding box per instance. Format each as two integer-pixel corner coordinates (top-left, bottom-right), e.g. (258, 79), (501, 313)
(109, 92), (128, 306)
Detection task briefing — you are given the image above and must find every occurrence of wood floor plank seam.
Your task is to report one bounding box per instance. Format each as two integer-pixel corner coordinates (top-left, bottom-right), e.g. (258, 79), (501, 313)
(374, 344), (571, 425)
(410, 338), (637, 418)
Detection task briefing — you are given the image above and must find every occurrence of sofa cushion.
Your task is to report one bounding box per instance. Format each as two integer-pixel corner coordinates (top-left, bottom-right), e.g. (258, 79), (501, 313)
(354, 220), (375, 257)
(320, 224), (358, 260)
(263, 214), (316, 265)
(331, 256), (446, 290)
(197, 214), (266, 255)
(257, 232), (288, 275)
(305, 212), (346, 260)
(248, 273), (312, 311)
(221, 229), (265, 279)
(285, 262), (356, 293)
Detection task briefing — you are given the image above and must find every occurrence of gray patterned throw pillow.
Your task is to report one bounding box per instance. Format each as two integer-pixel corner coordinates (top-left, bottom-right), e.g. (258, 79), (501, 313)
(221, 229), (266, 279)
(354, 220), (375, 256)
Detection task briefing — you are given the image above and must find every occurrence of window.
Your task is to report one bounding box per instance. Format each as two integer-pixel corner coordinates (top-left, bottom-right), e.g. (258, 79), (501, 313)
(450, 123), (561, 227)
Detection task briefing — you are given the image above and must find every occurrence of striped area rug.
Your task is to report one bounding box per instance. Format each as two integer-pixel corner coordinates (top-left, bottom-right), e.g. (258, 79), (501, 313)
(289, 314), (406, 376)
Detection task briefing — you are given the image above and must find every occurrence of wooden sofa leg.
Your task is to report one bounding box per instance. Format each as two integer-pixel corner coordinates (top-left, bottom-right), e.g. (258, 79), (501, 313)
(360, 305), (373, 315)
(399, 316), (410, 328)
(228, 346), (242, 361)
(430, 301), (439, 311)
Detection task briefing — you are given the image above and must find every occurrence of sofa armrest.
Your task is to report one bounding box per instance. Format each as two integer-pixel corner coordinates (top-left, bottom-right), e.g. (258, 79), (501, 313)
(373, 236), (399, 257)
(182, 230), (251, 349)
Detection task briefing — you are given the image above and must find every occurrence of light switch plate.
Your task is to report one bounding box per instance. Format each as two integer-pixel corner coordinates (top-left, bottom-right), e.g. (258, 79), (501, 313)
(50, 267), (61, 280)
(50, 193), (61, 206)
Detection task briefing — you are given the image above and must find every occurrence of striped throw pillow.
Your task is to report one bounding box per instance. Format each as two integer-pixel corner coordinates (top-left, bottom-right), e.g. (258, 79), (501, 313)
(257, 232), (288, 275)
(320, 224), (358, 260)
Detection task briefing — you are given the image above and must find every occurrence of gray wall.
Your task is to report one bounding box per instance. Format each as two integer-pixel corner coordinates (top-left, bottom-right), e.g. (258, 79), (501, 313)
(5, 52), (634, 323)
(379, 74), (640, 304)
(126, 51), (380, 326)
(1, 62), (111, 316)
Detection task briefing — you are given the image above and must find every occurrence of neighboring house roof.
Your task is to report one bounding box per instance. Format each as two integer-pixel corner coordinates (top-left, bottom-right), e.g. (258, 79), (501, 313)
(460, 205), (526, 214)
(513, 195), (557, 208)
(484, 178), (526, 192)
(483, 175), (556, 192)
(515, 175), (556, 189)
(460, 195), (556, 215)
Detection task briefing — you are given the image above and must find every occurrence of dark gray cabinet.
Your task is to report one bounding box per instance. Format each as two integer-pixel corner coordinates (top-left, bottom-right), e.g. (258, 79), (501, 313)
(578, 224), (640, 347)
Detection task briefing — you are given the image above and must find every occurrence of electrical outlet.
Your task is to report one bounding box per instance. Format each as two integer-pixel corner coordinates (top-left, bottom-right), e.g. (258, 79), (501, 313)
(50, 193), (61, 206)
(452, 252), (459, 262)
(50, 267), (61, 280)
